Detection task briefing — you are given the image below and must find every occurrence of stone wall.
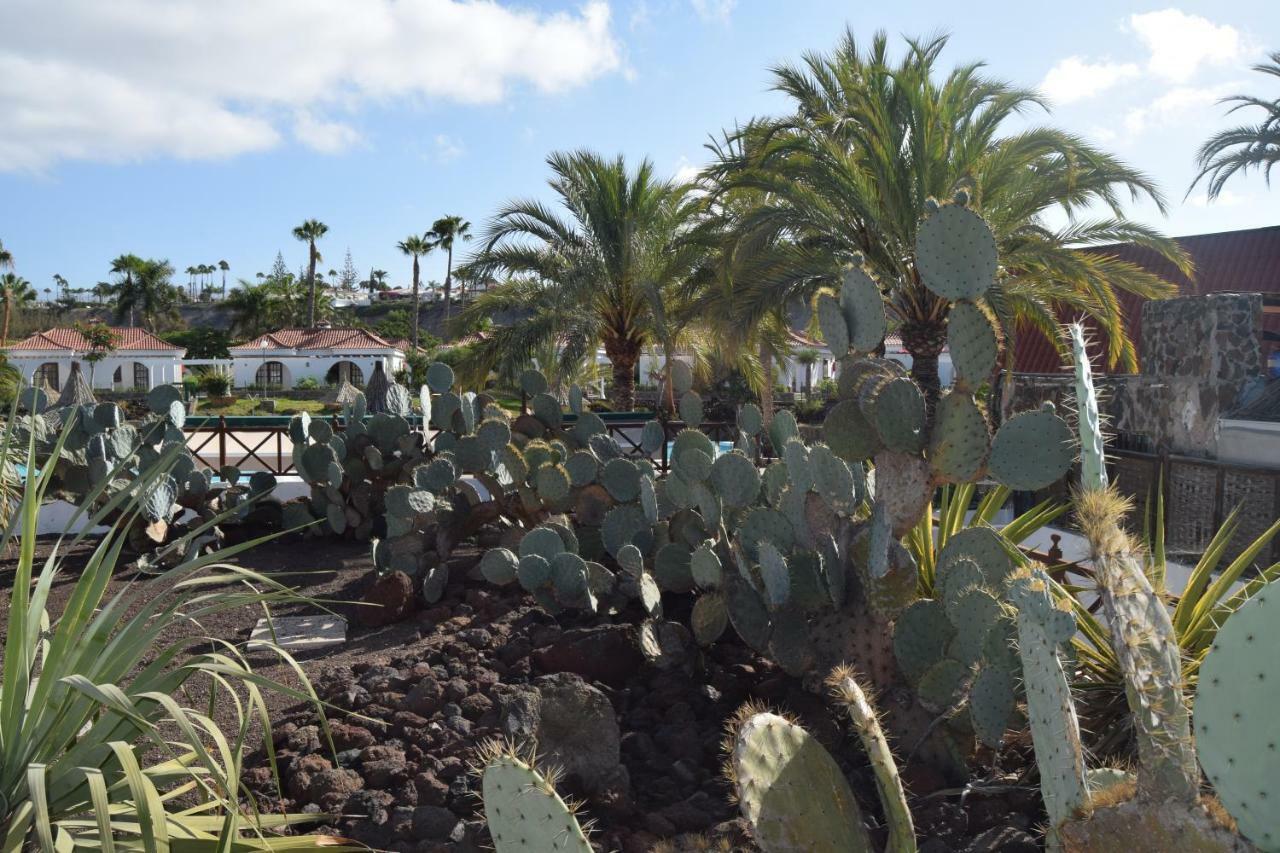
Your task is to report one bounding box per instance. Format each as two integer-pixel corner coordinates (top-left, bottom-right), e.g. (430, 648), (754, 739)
(1012, 293), (1264, 458)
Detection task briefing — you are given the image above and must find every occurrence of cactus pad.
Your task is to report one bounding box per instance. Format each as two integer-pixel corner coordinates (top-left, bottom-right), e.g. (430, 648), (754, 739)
(867, 377), (926, 454)
(928, 391), (990, 483)
(915, 203), (997, 300)
(1194, 583), (1280, 850)
(654, 543), (695, 592)
(640, 419), (665, 454)
(816, 293), (849, 356)
(767, 410), (799, 456)
(535, 464), (571, 503)
(425, 361), (454, 393)
(946, 300), (1000, 388)
(147, 384), (182, 414)
(479, 548), (519, 585)
(481, 751), (592, 853)
(601, 458), (642, 502)
(530, 393), (562, 428)
(730, 712), (871, 853)
(917, 658), (971, 713)
(519, 368), (549, 396)
(840, 267), (887, 352)
(667, 359), (693, 395)
(988, 404), (1074, 492)
(937, 527), (1014, 591)
(824, 400), (882, 463)
(601, 504), (648, 557)
(517, 554), (552, 591)
(710, 451), (761, 509)
(969, 664), (1016, 748)
(679, 390), (703, 428)
(477, 418), (512, 453)
(691, 592), (728, 644)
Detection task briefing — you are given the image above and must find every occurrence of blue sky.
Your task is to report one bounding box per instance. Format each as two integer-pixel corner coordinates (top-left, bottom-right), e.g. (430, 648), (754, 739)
(1, 0), (1277, 298)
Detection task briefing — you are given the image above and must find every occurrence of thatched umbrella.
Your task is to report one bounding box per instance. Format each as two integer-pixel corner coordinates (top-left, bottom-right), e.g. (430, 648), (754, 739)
(55, 361), (96, 408)
(327, 379), (362, 407)
(364, 362), (391, 413)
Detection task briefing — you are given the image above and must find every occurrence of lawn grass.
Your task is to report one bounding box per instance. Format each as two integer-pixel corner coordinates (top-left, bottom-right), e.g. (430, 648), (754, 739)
(196, 397), (331, 416)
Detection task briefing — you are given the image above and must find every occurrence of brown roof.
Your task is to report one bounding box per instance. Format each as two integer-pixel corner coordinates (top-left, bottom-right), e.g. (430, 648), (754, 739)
(1016, 224), (1280, 374)
(229, 327), (399, 352)
(5, 326), (184, 352)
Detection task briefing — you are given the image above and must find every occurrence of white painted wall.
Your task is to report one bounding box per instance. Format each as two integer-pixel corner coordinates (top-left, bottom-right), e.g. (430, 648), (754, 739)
(8, 352), (183, 390)
(229, 350), (406, 388)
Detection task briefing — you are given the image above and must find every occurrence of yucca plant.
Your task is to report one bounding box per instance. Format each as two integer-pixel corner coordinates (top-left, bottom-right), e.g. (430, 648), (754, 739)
(906, 482), (1068, 595)
(0, 408), (357, 850)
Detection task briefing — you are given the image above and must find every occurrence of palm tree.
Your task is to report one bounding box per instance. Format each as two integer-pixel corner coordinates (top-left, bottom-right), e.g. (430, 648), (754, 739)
(52, 274), (68, 301)
(0, 273), (36, 345)
(185, 266), (196, 297)
(109, 255), (145, 325)
(292, 219), (329, 327)
(706, 31), (1187, 405)
(0, 238), (12, 270)
(397, 234), (434, 349)
(461, 151), (709, 410)
(427, 215), (472, 329)
(219, 259), (230, 298)
(795, 347), (819, 394)
(1191, 51), (1280, 200)
(112, 258), (178, 331)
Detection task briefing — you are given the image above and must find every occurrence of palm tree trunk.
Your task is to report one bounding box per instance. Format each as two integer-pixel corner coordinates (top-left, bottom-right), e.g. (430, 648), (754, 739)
(442, 246), (453, 336)
(900, 319), (947, 411)
(759, 345), (774, 430)
(2, 302), (10, 346)
(605, 339), (641, 412)
(411, 255), (421, 349)
(306, 242), (317, 327)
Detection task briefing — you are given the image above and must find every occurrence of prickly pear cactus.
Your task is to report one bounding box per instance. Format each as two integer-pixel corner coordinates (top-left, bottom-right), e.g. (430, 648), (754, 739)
(1008, 567), (1087, 849)
(729, 710), (872, 852)
(817, 200), (1075, 539)
(1195, 583), (1280, 851)
(478, 744), (593, 853)
(1069, 322), (1108, 492)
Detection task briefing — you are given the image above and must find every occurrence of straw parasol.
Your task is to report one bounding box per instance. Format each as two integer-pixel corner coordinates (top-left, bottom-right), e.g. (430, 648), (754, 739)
(54, 361), (96, 408)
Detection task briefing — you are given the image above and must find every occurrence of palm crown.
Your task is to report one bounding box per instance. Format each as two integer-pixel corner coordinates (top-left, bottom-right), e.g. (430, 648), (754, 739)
(1191, 51), (1280, 200)
(293, 219), (329, 327)
(706, 31), (1187, 402)
(398, 234), (434, 348)
(0, 272), (36, 345)
(461, 151), (708, 409)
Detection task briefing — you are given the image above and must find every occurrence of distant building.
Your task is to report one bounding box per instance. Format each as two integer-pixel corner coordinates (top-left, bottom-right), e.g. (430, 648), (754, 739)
(3, 327), (186, 391)
(228, 327), (406, 389)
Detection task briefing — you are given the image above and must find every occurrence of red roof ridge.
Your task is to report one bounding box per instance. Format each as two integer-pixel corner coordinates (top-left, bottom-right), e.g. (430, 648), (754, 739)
(3, 326), (184, 352)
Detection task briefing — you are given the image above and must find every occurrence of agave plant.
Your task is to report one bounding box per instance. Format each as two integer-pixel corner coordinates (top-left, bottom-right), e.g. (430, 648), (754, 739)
(0, 409), (357, 850)
(905, 482), (1068, 596)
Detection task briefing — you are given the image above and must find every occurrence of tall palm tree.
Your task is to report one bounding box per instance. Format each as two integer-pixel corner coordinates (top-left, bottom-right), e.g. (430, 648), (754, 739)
(109, 255), (145, 325)
(112, 258), (178, 331)
(185, 266), (196, 297)
(219, 259), (230, 298)
(795, 347), (819, 394)
(52, 274), (68, 300)
(461, 151), (709, 410)
(292, 219), (329, 327)
(428, 215), (472, 329)
(1191, 51), (1280, 200)
(706, 31), (1187, 404)
(0, 273), (36, 345)
(0, 238), (12, 270)
(397, 234), (434, 349)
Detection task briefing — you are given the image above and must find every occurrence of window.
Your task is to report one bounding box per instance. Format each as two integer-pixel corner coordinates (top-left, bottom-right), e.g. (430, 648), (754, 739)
(255, 361), (285, 387)
(35, 362), (60, 391)
(133, 362), (149, 389)
(113, 365), (122, 384)
(326, 361), (364, 386)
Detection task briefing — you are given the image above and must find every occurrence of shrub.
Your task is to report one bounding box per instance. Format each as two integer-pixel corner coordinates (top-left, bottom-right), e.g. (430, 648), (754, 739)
(200, 371), (232, 396)
(294, 376), (320, 390)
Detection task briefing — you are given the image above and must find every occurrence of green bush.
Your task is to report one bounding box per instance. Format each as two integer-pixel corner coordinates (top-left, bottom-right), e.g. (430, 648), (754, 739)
(200, 372), (232, 396)
(294, 376), (320, 390)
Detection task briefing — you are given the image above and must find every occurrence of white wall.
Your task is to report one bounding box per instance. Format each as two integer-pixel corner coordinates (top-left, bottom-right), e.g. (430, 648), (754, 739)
(230, 352), (406, 388)
(9, 353), (182, 390)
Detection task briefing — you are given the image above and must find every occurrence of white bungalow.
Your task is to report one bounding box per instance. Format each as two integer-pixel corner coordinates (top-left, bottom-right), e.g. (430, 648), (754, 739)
(228, 327), (407, 390)
(4, 327), (186, 391)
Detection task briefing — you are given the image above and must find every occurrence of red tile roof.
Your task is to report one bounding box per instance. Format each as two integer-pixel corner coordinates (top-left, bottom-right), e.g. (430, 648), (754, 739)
(5, 327), (184, 352)
(1015, 225), (1280, 374)
(229, 327), (399, 352)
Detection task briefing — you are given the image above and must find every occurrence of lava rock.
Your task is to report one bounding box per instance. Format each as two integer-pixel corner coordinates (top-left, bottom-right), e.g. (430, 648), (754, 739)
(360, 571), (416, 627)
(531, 624), (642, 686)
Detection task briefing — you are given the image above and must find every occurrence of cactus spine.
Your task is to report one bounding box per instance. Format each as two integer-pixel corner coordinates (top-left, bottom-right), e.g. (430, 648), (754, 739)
(1009, 568), (1087, 849)
(828, 668), (916, 853)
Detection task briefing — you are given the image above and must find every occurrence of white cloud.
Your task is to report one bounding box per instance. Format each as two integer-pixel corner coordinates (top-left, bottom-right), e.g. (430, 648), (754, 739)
(434, 134), (466, 163)
(673, 156), (701, 184)
(1128, 9), (1244, 83)
(1040, 57), (1140, 104)
(690, 0), (735, 23)
(0, 0), (623, 172)
(1124, 82), (1238, 134)
(293, 111), (363, 154)
(1188, 188), (1247, 207)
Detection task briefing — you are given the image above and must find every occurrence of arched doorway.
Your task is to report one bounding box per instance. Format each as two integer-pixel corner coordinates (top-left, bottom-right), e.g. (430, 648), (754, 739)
(326, 361), (364, 386)
(115, 361), (150, 389)
(255, 360), (288, 389)
(35, 362), (60, 391)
